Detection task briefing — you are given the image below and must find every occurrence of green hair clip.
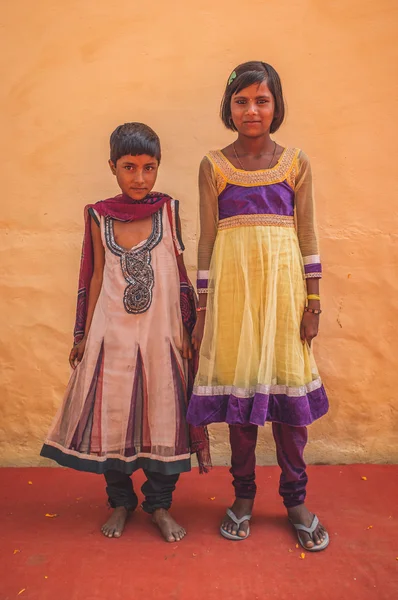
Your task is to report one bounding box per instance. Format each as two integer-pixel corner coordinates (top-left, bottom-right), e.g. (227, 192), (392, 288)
(228, 71), (237, 86)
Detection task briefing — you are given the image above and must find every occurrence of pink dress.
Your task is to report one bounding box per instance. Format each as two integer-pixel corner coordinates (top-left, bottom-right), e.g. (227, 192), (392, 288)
(41, 201), (192, 475)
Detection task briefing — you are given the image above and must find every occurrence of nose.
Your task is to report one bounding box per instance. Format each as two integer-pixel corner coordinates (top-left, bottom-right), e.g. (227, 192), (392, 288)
(246, 101), (258, 116)
(133, 168), (145, 184)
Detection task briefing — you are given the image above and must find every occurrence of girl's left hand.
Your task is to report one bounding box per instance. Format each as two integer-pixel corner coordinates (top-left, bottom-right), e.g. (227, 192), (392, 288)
(181, 326), (193, 360)
(300, 311), (320, 346)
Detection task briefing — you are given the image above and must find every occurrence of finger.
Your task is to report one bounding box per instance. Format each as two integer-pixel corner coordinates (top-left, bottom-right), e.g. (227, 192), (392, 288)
(69, 350), (76, 369)
(300, 324), (306, 343)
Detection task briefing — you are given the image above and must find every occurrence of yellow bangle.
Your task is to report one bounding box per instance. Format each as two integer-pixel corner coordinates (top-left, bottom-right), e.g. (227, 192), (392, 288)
(307, 294), (320, 301)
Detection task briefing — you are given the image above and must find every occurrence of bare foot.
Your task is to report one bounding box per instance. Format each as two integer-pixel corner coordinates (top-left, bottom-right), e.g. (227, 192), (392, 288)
(288, 504), (327, 549)
(221, 498), (254, 538)
(152, 508), (186, 542)
(101, 506), (129, 538)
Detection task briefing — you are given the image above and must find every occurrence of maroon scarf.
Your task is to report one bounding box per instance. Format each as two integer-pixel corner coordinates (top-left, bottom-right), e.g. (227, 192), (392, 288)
(73, 192), (211, 473)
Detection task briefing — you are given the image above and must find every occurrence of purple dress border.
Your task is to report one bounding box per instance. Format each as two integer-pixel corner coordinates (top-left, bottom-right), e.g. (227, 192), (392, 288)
(186, 385), (329, 428)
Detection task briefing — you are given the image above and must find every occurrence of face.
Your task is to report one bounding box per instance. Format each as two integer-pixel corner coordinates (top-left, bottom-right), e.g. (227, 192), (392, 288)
(230, 80), (275, 137)
(109, 154), (159, 201)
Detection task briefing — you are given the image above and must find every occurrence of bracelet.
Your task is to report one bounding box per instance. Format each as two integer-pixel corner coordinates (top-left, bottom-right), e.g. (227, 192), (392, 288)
(304, 306), (322, 315)
(307, 294), (320, 301)
(196, 306), (207, 312)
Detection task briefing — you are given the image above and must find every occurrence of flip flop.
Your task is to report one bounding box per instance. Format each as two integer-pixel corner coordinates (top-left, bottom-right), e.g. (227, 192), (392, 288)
(220, 508), (251, 541)
(290, 514), (330, 552)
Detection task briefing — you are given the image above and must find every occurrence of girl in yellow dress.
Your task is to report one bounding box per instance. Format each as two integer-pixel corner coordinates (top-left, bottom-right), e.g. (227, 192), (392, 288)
(187, 61), (329, 551)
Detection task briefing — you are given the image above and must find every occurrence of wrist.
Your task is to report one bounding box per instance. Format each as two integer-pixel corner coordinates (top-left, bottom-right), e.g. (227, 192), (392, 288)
(307, 299), (320, 307)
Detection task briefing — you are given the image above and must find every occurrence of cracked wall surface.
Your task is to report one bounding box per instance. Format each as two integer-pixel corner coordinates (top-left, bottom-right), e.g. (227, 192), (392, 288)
(1, 0), (397, 466)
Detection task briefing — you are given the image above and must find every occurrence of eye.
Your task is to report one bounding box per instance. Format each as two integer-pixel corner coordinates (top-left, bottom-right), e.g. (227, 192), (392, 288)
(145, 166), (155, 171)
(124, 165), (134, 170)
(258, 99), (269, 104)
(236, 99), (246, 104)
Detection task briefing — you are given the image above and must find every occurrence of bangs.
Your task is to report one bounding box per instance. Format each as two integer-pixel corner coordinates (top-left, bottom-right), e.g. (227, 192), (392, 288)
(233, 71), (268, 95)
(110, 123), (161, 164)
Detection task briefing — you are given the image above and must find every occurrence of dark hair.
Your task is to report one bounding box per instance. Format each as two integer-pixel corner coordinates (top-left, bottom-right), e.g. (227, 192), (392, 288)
(110, 122), (161, 164)
(220, 61), (285, 134)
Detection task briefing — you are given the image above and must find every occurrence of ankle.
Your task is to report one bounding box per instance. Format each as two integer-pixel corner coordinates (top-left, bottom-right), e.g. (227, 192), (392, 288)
(152, 508), (168, 518)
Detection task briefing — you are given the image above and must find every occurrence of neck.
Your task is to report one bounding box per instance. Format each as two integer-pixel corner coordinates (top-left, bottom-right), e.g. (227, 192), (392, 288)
(235, 133), (274, 156)
(121, 192), (149, 203)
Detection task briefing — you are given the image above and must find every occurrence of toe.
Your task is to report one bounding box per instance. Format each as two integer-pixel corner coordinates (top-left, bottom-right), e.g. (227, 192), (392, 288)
(302, 534), (314, 549)
(114, 530), (121, 538)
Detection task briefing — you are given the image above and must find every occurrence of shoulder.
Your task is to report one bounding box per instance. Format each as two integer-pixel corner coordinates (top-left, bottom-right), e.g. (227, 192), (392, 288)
(296, 149), (311, 167)
(201, 150), (229, 181)
(199, 153), (218, 180)
(200, 152), (219, 170)
(87, 205), (100, 227)
(199, 152), (227, 195)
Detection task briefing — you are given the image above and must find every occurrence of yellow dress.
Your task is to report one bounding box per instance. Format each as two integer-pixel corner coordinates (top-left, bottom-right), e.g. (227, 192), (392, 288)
(186, 148), (328, 427)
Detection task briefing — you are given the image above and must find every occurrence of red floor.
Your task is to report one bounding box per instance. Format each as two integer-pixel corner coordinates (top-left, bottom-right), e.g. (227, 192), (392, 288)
(1, 465), (397, 600)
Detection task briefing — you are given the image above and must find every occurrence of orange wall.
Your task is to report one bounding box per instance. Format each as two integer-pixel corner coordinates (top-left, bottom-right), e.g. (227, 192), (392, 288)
(1, 0), (397, 466)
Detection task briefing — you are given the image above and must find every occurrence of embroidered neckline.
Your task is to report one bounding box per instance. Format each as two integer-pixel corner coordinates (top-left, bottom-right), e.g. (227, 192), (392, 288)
(207, 147), (300, 190)
(105, 210), (163, 257)
(104, 209), (163, 314)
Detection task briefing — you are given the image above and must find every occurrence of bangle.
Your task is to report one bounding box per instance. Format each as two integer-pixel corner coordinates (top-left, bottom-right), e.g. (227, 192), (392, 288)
(304, 307), (322, 315)
(196, 306), (207, 312)
(307, 294), (320, 301)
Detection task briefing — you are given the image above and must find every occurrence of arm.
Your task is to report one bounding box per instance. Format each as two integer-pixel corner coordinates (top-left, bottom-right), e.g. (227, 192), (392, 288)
(85, 216), (105, 335)
(176, 252), (193, 360)
(294, 152), (322, 345)
(69, 215), (105, 368)
(192, 157), (219, 350)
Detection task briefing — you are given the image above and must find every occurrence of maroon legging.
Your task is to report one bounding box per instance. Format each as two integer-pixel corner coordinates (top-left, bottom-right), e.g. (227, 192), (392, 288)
(229, 423), (308, 508)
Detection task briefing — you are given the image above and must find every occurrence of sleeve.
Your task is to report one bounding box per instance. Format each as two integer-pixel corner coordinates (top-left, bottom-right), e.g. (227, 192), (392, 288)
(294, 151), (322, 279)
(197, 156), (219, 293)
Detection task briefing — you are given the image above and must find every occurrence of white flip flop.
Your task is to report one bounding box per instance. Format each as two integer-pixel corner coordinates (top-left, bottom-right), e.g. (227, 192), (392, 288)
(220, 508), (251, 541)
(290, 514), (330, 552)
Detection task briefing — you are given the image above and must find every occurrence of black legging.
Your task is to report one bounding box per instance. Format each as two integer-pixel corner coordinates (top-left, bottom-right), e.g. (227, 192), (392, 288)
(104, 469), (180, 513)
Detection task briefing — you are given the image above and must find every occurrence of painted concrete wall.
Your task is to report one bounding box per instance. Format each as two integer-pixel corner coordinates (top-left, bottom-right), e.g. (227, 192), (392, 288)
(1, 0), (397, 466)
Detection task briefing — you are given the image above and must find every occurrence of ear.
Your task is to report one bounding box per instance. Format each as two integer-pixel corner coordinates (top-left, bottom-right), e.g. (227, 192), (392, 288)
(108, 159), (117, 175)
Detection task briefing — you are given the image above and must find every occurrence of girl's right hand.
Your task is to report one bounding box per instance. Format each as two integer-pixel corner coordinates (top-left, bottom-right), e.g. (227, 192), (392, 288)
(69, 336), (87, 369)
(192, 314), (205, 352)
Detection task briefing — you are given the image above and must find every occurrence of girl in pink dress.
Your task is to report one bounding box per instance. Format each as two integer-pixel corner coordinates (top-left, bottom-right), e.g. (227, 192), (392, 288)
(41, 122), (210, 542)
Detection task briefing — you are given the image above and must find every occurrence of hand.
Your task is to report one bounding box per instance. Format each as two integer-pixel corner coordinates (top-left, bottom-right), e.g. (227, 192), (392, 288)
(191, 313), (205, 352)
(181, 326), (193, 359)
(69, 336), (87, 369)
(300, 311), (319, 346)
